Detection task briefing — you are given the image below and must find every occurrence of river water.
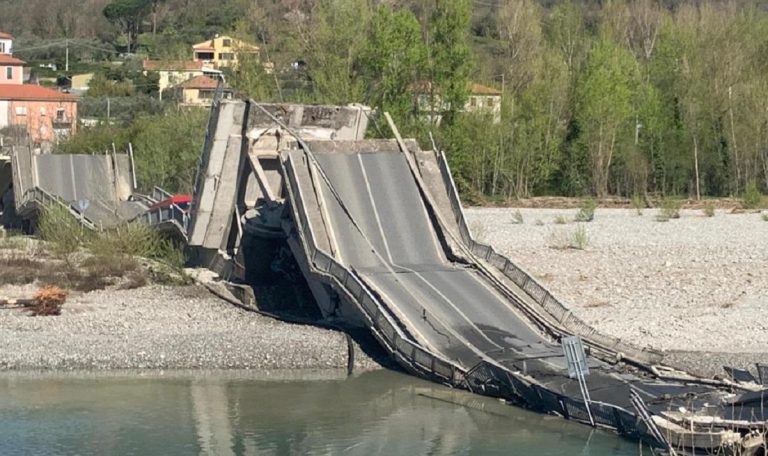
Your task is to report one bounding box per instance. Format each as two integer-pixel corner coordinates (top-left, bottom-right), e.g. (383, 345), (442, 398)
(0, 369), (638, 455)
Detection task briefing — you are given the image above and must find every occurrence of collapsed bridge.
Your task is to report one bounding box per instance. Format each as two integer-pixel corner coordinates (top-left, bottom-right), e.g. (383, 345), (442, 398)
(2, 94), (766, 454)
(187, 97), (768, 455)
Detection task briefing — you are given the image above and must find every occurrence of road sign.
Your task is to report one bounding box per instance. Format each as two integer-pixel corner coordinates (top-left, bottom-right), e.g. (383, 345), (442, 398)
(77, 198), (90, 212)
(562, 335), (590, 378)
(562, 335), (594, 426)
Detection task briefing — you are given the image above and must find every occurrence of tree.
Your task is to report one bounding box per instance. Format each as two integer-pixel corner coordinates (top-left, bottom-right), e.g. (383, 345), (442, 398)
(229, 51), (276, 102)
(130, 108), (208, 192)
(496, 0), (543, 94)
(426, 0), (472, 125)
(574, 35), (638, 197)
(87, 72), (135, 97)
(103, 0), (151, 53)
(544, 1), (588, 74)
(361, 5), (426, 124)
(506, 49), (570, 198)
(150, 0), (167, 35)
(296, 0), (372, 104)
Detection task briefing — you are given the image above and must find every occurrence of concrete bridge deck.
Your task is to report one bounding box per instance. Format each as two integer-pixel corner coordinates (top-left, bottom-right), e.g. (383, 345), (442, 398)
(179, 99), (768, 453)
(1, 143), (146, 230)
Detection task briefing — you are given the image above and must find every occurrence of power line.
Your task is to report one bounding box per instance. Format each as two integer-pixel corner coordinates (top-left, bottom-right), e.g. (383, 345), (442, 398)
(14, 39), (118, 55)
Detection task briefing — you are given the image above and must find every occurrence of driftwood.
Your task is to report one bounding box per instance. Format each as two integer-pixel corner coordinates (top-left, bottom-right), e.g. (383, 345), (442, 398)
(0, 297), (36, 307)
(0, 287), (67, 315)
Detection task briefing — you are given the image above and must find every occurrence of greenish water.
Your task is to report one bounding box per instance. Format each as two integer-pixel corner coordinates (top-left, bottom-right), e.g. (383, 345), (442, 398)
(0, 370), (638, 455)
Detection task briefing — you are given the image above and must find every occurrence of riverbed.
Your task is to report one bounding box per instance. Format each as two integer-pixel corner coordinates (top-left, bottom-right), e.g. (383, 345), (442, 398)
(0, 369), (637, 455)
(467, 207), (768, 376)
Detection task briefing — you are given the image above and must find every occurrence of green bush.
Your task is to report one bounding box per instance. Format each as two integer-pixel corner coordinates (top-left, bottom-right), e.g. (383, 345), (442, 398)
(575, 197), (596, 222)
(91, 221), (161, 258)
(571, 224), (589, 250)
(90, 221), (185, 268)
(37, 205), (88, 262)
(657, 198), (682, 221)
(631, 194), (644, 216)
(742, 182), (764, 209)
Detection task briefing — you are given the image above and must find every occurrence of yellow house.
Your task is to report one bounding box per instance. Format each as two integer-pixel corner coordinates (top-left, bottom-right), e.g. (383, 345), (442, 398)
(192, 35), (259, 69)
(142, 60), (205, 92)
(465, 83), (502, 124)
(412, 81), (503, 125)
(176, 75), (232, 107)
(70, 73), (94, 92)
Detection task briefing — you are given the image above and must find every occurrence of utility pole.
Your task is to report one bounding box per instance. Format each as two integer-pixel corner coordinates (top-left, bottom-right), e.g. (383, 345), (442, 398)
(65, 39), (69, 72)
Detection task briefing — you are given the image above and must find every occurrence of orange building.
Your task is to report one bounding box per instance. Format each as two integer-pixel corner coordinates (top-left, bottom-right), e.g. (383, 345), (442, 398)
(0, 31), (77, 145)
(0, 85), (77, 144)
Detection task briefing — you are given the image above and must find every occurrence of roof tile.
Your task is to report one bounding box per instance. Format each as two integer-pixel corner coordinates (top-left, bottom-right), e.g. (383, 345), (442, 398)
(178, 75), (219, 89)
(0, 84), (76, 101)
(142, 60), (203, 71)
(0, 54), (25, 65)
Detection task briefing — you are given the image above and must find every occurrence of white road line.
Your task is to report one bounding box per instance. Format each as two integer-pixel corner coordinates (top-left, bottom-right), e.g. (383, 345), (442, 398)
(359, 154), (504, 352)
(357, 154), (395, 265)
(69, 154), (78, 200)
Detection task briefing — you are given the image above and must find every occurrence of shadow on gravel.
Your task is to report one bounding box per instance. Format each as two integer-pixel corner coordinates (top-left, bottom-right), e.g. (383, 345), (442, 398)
(241, 240), (398, 372)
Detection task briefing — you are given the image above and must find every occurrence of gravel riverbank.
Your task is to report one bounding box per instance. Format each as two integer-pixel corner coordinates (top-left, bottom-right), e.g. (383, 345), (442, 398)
(0, 285), (381, 371)
(466, 207), (768, 376)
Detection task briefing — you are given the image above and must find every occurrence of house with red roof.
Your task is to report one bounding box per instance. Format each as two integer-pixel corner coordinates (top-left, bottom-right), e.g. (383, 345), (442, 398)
(176, 75), (232, 106)
(0, 32), (77, 144)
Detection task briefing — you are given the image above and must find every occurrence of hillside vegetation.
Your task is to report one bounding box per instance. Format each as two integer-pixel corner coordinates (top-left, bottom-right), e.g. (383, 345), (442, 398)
(2, 0), (768, 202)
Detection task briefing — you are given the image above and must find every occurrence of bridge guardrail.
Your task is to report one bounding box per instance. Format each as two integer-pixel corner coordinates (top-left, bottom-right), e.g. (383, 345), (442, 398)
(150, 186), (174, 203)
(283, 152), (462, 385)
(283, 147), (661, 445)
(141, 203), (189, 234)
(433, 150), (663, 366)
(18, 186), (98, 231)
(463, 359), (650, 442)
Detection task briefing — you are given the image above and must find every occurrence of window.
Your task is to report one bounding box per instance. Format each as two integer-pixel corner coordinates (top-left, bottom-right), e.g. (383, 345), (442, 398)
(0, 43), (5, 53)
(195, 52), (214, 61)
(56, 108), (66, 122)
(5, 66), (11, 80)
(199, 90), (214, 99)
(15, 106), (27, 116)
(219, 53), (234, 61)
(222, 39), (231, 47)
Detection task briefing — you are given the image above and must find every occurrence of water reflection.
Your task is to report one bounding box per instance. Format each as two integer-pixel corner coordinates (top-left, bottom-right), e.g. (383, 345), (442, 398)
(0, 370), (636, 456)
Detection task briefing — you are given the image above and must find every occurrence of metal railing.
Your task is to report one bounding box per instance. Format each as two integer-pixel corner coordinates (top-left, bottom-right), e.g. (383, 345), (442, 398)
(141, 203), (189, 235)
(150, 186), (174, 203)
(282, 145), (663, 445)
(434, 150), (663, 366)
(282, 152), (462, 385)
(463, 358), (655, 444)
(280, 144), (665, 446)
(17, 186), (98, 231)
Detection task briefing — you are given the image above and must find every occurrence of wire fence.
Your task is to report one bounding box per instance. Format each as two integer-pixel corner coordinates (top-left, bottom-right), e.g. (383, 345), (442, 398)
(434, 150), (664, 367)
